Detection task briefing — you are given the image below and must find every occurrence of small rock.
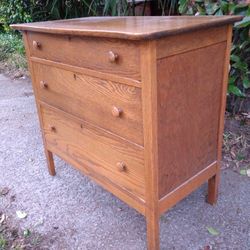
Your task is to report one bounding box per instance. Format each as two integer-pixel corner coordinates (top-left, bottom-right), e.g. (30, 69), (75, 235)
(10, 195), (16, 202)
(0, 187), (10, 196)
(13, 72), (23, 79)
(11, 228), (19, 239)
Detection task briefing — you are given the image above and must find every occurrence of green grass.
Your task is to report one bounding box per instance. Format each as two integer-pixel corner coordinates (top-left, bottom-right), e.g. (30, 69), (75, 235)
(0, 234), (7, 250)
(0, 32), (27, 71)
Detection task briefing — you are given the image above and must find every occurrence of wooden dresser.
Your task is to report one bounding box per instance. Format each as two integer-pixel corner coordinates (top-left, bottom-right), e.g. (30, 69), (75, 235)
(12, 16), (242, 249)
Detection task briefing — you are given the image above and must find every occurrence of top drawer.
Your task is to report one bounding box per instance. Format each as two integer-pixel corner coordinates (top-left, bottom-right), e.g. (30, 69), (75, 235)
(27, 32), (141, 80)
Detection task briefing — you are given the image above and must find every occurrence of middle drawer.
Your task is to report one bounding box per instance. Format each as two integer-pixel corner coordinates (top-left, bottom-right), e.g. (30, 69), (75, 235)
(33, 63), (143, 145)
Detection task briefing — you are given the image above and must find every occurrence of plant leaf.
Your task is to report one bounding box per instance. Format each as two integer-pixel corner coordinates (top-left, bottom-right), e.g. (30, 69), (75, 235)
(207, 227), (220, 236)
(230, 54), (241, 63)
(243, 77), (250, 89)
(235, 16), (250, 28)
(240, 169), (247, 175)
(23, 229), (31, 237)
(228, 85), (245, 97)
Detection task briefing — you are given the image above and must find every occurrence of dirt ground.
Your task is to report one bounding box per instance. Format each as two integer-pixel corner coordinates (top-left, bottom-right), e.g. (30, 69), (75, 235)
(0, 74), (249, 250)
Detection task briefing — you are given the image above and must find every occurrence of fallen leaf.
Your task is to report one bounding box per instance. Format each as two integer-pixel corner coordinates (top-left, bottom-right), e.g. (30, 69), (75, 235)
(246, 169), (250, 177)
(0, 214), (6, 224)
(34, 218), (44, 227)
(23, 229), (31, 237)
(206, 226), (219, 236)
(16, 211), (27, 219)
(0, 187), (10, 196)
(240, 169), (247, 176)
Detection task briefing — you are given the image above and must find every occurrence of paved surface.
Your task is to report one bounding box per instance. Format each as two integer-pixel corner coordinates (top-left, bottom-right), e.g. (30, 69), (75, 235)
(0, 74), (249, 250)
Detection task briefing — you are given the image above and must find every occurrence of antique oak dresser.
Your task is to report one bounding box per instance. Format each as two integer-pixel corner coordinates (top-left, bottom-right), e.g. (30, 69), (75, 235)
(12, 16), (242, 249)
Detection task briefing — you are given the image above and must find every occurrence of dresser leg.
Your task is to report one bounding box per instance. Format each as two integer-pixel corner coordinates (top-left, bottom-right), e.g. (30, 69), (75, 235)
(146, 214), (160, 250)
(45, 149), (56, 176)
(207, 173), (219, 205)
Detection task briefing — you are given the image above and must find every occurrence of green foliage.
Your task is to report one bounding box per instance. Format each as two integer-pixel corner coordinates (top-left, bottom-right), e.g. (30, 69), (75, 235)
(0, 0), (248, 113)
(0, 32), (26, 71)
(178, 0), (250, 114)
(0, 0), (32, 31)
(0, 0), (134, 27)
(0, 234), (7, 250)
(158, 0), (179, 15)
(103, 0), (129, 16)
(0, 33), (24, 60)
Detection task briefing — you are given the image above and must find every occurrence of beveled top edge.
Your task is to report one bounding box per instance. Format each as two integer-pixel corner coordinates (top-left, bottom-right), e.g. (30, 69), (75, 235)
(11, 16), (243, 40)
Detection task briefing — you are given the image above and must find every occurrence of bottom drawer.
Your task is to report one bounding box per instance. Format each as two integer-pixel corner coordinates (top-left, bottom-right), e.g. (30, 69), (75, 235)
(40, 104), (145, 199)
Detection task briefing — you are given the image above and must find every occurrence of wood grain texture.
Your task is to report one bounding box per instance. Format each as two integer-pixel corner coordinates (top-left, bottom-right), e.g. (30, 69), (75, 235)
(33, 63), (143, 145)
(27, 32), (141, 80)
(22, 31), (56, 176)
(159, 161), (217, 214)
(208, 25), (233, 205)
(15, 18), (238, 249)
(141, 41), (160, 250)
(11, 16), (242, 40)
(40, 104), (145, 199)
(157, 42), (227, 198)
(30, 57), (141, 88)
(156, 26), (227, 59)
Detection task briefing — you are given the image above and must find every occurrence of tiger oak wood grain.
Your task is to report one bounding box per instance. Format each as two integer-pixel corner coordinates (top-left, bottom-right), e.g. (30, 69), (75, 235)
(156, 26), (227, 59)
(12, 16), (241, 250)
(11, 16), (241, 40)
(207, 25), (233, 205)
(33, 63), (143, 145)
(40, 104), (145, 199)
(157, 42), (226, 198)
(27, 32), (141, 80)
(30, 57), (141, 88)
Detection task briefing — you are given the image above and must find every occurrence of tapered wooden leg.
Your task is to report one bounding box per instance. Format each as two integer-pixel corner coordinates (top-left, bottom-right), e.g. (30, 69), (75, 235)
(45, 149), (56, 176)
(207, 172), (219, 205)
(146, 213), (160, 250)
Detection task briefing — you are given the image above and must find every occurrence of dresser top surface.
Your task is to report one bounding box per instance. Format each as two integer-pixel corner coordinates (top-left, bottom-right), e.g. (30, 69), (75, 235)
(11, 16), (242, 40)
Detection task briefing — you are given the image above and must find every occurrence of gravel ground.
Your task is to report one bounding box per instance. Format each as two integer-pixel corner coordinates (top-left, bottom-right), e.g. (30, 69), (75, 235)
(0, 74), (249, 250)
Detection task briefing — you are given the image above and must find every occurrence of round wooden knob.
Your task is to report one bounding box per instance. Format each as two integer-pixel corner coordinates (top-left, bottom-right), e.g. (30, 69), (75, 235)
(33, 40), (41, 49)
(108, 51), (119, 63)
(117, 162), (127, 172)
(49, 125), (56, 133)
(40, 80), (48, 89)
(112, 106), (122, 117)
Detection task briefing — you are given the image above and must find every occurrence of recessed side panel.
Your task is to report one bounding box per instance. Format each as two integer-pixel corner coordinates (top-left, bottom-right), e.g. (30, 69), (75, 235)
(157, 42), (227, 198)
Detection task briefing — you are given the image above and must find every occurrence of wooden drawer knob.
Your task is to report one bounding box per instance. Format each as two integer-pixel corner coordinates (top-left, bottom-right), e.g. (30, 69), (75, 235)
(33, 40), (41, 49)
(108, 51), (119, 63)
(112, 106), (122, 117)
(49, 125), (56, 133)
(40, 81), (48, 89)
(117, 162), (127, 172)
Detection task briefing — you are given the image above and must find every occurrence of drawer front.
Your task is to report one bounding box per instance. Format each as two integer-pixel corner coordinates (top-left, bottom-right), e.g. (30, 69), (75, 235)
(28, 32), (141, 80)
(40, 105), (145, 199)
(33, 63), (143, 145)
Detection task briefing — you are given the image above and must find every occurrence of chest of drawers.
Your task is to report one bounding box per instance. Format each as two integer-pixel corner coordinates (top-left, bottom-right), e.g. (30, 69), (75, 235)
(12, 16), (241, 249)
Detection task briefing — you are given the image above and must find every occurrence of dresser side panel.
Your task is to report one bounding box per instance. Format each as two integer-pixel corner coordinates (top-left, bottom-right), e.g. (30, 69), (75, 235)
(157, 41), (227, 198)
(156, 26), (227, 59)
